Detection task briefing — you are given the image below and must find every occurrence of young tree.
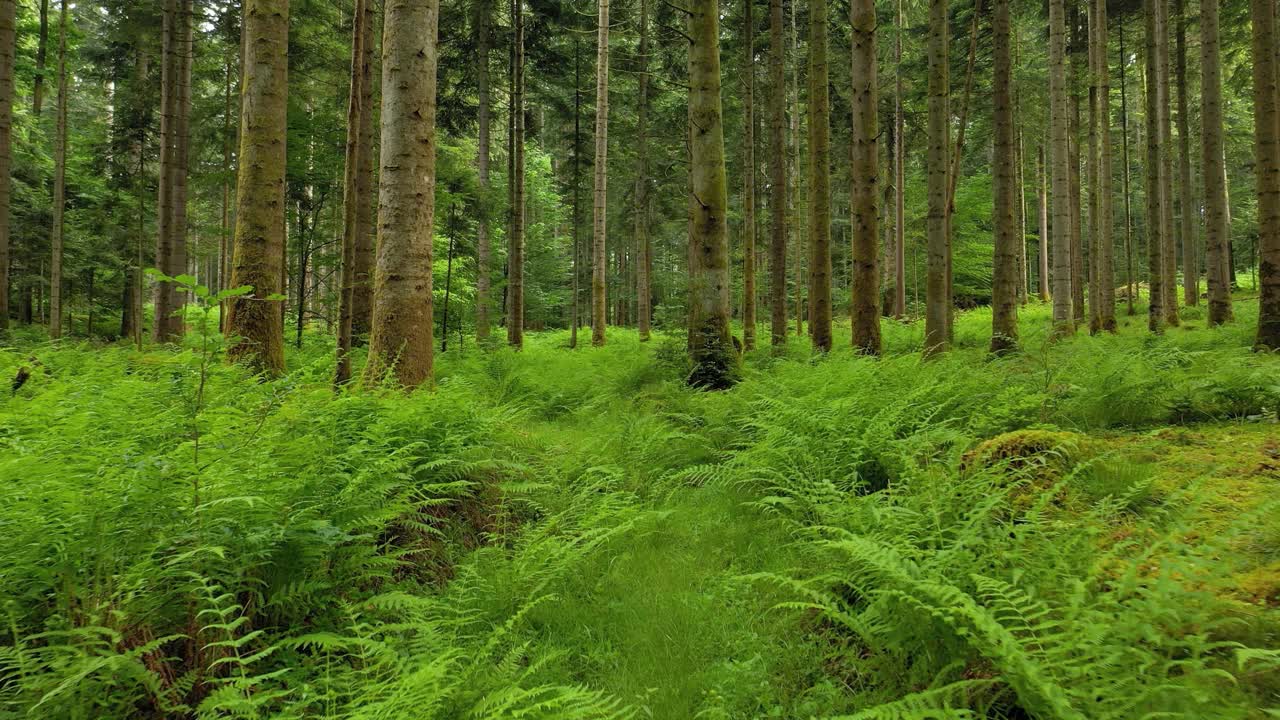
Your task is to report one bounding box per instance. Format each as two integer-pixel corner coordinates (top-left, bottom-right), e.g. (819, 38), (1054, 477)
(1119, 19), (1137, 316)
(1089, 0), (1115, 332)
(924, 0), (950, 354)
(0, 0), (12, 330)
(49, 0), (68, 339)
(849, 0), (879, 355)
(589, 0), (608, 346)
(686, 0), (735, 387)
(767, 0), (787, 346)
(741, 0), (756, 350)
(991, 0), (1018, 352)
(1201, 0), (1231, 325)
(1049, 0), (1073, 335)
(1253, 0), (1280, 349)
(475, 0), (493, 343)
(636, 0), (652, 341)
(226, 0), (289, 374)
(1038, 146), (1049, 301)
(807, 0), (832, 352)
(508, 0), (526, 348)
(363, 0), (441, 386)
(1144, 0), (1166, 332)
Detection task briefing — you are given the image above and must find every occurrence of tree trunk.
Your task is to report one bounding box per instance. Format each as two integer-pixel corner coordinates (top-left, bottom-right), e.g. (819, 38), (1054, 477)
(154, 0), (192, 342)
(226, 0), (289, 375)
(589, 0), (608, 346)
(1158, 0), (1179, 325)
(991, 0), (1018, 353)
(767, 0), (787, 346)
(33, 0), (47, 115)
(1174, 0), (1196, 306)
(474, 0), (492, 344)
(350, 0), (376, 339)
(1089, 0), (1115, 332)
(1144, 0), (1166, 332)
(924, 0), (950, 354)
(687, 0), (735, 388)
(0, 0), (12, 330)
(336, 0), (367, 384)
(741, 0), (756, 350)
(791, 0), (803, 337)
(849, 0), (879, 355)
(636, 0), (652, 341)
(49, 0), (68, 339)
(1119, 19), (1136, 316)
(894, 0), (906, 318)
(1038, 145), (1050, 301)
(1069, 9), (1084, 327)
(1201, 0), (1231, 326)
(570, 38), (581, 349)
(363, 0), (440, 386)
(806, 0), (831, 352)
(1253, 0), (1280, 349)
(508, 0), (526, 348)
(1048, 0), (1073, 335)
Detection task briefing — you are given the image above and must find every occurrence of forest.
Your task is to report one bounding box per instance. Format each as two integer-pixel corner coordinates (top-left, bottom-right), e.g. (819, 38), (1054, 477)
(0, 0), (1279, 712)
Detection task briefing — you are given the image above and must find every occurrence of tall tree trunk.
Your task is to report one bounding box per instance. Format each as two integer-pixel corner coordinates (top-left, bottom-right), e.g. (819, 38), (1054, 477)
(1158, 0), (1179, 325)
(589, 0), (608, 346)
(336, 0), (367, 385)
(1201, 0), (1231, 326)
(741, 0), (756, 350)
(687, 0), (735, 387)
(1119, 19), (1136, 315)
(1252, 0), (1280, 349)
(49, 0), (67, 339)
(636, 0), (651, 341)
(924, 0), (950, 353)
(767, 0), (786, 346)
(363, 0), (440, 386)
(350, 0), (376, 338)
(508, 0), (526, 347)
(155, 0), (192, 342)
(33, 0), (47, 114)
(791, 0), (803, 337)
(1144, 0), (1166, 332)
(849, 0), (879, 355)
(570, 38), (581, 348)
(1174, 0), (1195, 306)
(0, 0), (12, 330)
(475, 0), (492, 343)
(991, 0), (1018, 352)
(1090, 0), (1115, 332)
(806, 0), (831, 352)
(1049, 0), (1074, 334)
(894, 0), (906, 318)
(1069, 8), (1084, 326)
(226, 0), (289, 375)
(1038, 145), (1049, 300)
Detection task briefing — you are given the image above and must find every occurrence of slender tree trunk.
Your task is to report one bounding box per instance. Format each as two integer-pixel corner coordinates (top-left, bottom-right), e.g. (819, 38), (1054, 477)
(441, 211), (455, 351)
(1174, 0), (1196, 306)
(1201, 0), (1231, 326)
(589, 0), (608, 346)
(49, 0), (67, 339)
(1144, 0), (1166, 332)
(767, 0), (787, 346)
(155, 0), (192, 342)
(791, 0), (803, 337)
(219, 52), (233, 331)
(1119, 19), (1136, 315)
(1049, 0), (1074, 334)
(1253, 0), (1280, 349)
(351, 0), (376, 338)
(894, 0), (906, 318)
(924, 0), (950, 354)
(806, 0), (831, 352)
(636, 0), (651, 341)
(1038, 145), (1049, 300)
(336, 0), (367, 385)
(508, 0), (526, 348)
(226, 0), (289, 375)
(363, 0), (440, 386)
(687, 0), (735, 387)
(741, 0), (756, 350)
(1090, 0), (1115, 331)
(1069, 9), (1084, 326)
(849, 0), (879, 355)
(991, 0), (1018, 352)
(475, 0), (492, 343)
(0, 0), (12, 330)
(1158, 0), (1179, 325)
(570, 39), (581, 348)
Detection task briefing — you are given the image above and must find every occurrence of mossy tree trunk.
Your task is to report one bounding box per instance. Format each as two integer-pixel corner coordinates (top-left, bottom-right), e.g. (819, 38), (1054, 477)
(1201, 0), (1231, 326)
(849, 0), (879, 355)
(226, 0), (289, 375)
(991, 0), (1019, 353)
(687, 0), (736, 388)
(1252, 0), (1280, 349)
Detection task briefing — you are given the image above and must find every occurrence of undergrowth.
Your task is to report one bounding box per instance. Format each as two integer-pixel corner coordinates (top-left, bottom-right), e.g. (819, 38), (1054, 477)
(1, 298), (1277, 718)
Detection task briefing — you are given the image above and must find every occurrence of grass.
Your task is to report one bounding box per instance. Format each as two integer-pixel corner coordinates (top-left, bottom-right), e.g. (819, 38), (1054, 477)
(1, 296), (1278, 718)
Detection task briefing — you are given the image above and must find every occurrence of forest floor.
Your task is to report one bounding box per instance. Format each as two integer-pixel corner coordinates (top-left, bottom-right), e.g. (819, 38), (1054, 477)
(2, 297), (1279, 718)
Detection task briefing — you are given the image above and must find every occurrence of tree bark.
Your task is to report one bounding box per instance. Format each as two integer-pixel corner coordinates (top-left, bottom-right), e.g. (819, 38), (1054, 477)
(636, 0), (652, 341)
(741, 0), (756, 350)
(363, 0), (440, 386)
(1119, 19), (1136, 316)
(1201, 0), (1231, 326)
(589, 0), (608, 346)
(924, 0), (951, 354)
(1038, 145), (1050, 301)
(154, 0), (192, 342)
(475, 0), (492, 344)
(807, 0), (831, 352)
(894, 0), (906, 318)
(1069, 8), (1084, 327)
(1049, 0), (1074, 335)
(571, 38), (581, 348)
(1089, 0), (1115, 332)
(508, 0), (526, 348)
(849, 0), (879, 355)
(991, 0), (1018, 353)
(687, 0), (735, 387)
(1174, 0), (1196, 306)
(49, 0), (68, 339)
(1144, 0), (1166, 332)
(226, 0), (289, 375)
(1158, 0), (1179, 325)
(0, 0), (12, 330)
(1252, 0), (1280, 349)
(767, 0), (786, 346)
(336, 0), (368, 385)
